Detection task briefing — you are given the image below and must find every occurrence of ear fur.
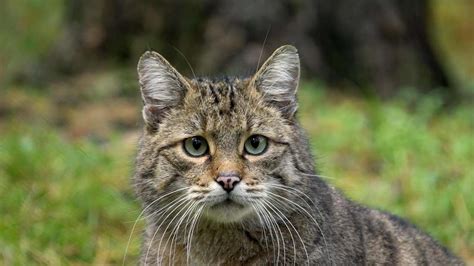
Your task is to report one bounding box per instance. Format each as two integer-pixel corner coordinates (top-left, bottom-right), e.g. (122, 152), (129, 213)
(137, 51), (190, 129)
(252, 45), (300, 118)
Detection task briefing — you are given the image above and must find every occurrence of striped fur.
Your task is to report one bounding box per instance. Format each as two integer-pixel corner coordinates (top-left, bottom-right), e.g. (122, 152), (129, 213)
(133, 45), (462, 265)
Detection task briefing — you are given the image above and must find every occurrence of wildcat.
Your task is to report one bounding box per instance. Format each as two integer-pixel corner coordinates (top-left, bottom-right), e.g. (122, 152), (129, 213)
(133, 45), (462, 265)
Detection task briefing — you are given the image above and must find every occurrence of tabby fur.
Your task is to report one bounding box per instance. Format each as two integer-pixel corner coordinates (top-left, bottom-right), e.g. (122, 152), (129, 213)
(133, 45), (462, 265)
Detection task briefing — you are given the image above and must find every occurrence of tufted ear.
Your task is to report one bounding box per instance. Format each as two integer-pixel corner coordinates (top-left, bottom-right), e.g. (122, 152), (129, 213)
(137, 51), (190, 130)
(252, 45), (300, 118)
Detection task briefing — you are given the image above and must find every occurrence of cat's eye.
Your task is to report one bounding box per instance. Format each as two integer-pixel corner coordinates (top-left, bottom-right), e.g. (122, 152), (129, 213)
(244, 135), (268, 155)
(183, 136), (209, 157)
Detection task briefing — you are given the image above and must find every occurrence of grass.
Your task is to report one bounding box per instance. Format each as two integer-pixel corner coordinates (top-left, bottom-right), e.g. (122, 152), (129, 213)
(0, 84), (473, 264)
(0, 127), (140, 264)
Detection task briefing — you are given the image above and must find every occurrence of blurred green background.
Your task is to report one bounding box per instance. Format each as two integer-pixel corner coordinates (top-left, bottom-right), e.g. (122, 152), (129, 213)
(0, 0), (473, 264)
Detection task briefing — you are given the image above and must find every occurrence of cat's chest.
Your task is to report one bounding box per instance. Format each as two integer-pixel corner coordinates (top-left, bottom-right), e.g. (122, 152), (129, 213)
(183, 225), (268, 265)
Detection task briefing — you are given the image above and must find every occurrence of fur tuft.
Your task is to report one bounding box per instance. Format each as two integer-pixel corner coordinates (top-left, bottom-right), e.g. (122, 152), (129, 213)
(137, 51), (190, 129)
(253, 45), (300, 118)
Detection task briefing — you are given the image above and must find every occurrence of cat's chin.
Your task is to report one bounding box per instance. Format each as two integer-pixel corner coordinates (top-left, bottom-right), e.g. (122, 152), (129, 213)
(203, 200), (253, 223)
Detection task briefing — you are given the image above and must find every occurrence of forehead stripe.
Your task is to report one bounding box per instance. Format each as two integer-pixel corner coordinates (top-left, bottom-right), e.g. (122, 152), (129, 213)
(229, 84), (235, 111)
(208, 83), (220, 104)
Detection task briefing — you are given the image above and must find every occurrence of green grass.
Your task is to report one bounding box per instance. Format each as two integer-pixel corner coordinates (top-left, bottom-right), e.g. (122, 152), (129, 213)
(0, 127), (141, 264)
(0, 85), (472, 264)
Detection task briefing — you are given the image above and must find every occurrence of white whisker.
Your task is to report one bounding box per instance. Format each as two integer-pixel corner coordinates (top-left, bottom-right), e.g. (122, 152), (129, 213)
(266, 191), (333, 265)
(144, 196), (189, 264)
(122, 187), (188, 265)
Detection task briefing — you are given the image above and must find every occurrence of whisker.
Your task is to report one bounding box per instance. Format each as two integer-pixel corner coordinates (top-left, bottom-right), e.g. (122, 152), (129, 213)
(265, 197), (311, 266)
(262, 199), (297, 265)
(186, 203), (205, 265)
(155, 200), (194, 265)
(177, 201), (201, 264)
(172, 46), (196, 80)
(165, 202), (194, 265)
(122, 187), (188, 265)
(144, 196), (190, 264)
(249, 201), (270, 251)
(298, 172), (336, 180)
(178, 202), (202, 265)
(267, 184), (330, 230)
(168, 201), (200, 265)
(253, 202), (277, 262)
(255, 24), (272, 74)
(259, 201), (284, 264)
(266, 191), (333, 265)
(268, 184), (316, 210)
(275, 197), (310, 265)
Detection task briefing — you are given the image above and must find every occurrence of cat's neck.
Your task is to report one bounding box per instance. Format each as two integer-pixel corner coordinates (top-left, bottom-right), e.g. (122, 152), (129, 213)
(183, 204), (325, 264)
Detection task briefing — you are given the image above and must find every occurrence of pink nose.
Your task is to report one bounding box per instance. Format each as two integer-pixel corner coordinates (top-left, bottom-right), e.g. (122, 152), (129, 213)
(216, 174), (241, 192)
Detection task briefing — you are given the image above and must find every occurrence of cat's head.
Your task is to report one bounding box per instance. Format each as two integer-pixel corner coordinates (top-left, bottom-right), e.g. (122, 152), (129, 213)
(135, 45), (312, 224)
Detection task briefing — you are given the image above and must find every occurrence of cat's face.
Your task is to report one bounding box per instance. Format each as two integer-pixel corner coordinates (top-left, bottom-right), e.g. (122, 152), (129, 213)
(136, 46), (303, 223)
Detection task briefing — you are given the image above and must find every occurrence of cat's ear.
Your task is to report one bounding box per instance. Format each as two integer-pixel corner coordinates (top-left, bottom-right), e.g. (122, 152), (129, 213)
(137, 51), (190, 129)
(252, 45), (300, 118)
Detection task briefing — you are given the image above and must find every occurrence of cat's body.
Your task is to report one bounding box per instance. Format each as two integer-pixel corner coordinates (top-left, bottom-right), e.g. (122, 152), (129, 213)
(133, 46), (462, 265)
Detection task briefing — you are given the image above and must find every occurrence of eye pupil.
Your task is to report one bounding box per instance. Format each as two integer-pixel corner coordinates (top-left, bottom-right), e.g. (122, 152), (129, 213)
(192, 137), (201, 150)
(250, 137), (260, 148)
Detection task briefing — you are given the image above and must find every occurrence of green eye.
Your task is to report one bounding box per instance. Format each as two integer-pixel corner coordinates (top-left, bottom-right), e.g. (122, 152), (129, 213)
(184, 136), (209, 157)
(244, 135), (268, 155)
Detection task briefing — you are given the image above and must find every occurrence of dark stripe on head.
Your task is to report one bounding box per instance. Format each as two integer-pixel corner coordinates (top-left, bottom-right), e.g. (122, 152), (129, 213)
(209, 84), (219, 104)
(229, 84), (235, 111)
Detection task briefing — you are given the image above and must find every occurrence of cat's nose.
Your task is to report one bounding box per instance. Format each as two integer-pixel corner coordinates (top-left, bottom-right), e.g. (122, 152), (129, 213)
(216, 172), (241, 192)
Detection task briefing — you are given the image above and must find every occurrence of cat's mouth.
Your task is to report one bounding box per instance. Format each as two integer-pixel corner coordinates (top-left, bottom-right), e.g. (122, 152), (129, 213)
(210, 198), (243, 208)
(204, 197), (252, 223)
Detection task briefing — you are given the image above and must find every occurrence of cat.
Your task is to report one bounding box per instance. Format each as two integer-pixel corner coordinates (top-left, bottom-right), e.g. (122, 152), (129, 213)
(132, 45), (462, 265)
